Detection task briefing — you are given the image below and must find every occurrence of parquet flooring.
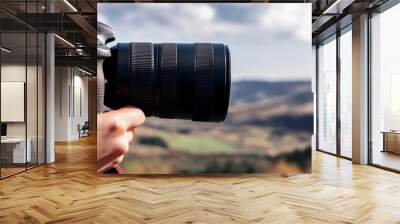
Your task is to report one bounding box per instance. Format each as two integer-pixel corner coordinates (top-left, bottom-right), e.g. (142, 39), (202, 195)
(0, 135), (399, 223)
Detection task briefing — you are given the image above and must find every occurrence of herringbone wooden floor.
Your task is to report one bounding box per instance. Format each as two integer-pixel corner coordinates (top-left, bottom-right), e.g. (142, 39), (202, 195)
(1, 135), (399, 224)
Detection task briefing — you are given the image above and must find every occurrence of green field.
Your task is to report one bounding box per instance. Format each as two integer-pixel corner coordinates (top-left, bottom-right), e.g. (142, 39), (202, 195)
(170, 134), (236, 154)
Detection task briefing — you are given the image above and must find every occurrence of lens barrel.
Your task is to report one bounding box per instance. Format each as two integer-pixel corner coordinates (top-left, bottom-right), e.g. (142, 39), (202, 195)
(103, 42), (230, 122)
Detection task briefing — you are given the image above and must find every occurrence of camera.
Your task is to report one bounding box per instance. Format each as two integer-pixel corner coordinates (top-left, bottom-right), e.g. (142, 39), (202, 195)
(97, 22), (231, 122)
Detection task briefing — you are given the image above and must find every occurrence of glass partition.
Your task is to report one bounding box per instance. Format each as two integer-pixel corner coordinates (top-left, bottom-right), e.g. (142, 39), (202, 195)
(38, 32), (45, 165)
(26, 0), (45, 169)
(1, 30), (28, 177)
(27, 31), (38, 169)
(0, 1), (46, 179)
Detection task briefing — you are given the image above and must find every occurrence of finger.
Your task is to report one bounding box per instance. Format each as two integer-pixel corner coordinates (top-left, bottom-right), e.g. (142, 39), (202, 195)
(112, 155), (125, 166)
(102, 107), (145, 134)
(98, 152), (121, 172)
(97, 131), (132, 172)
(116, 107), (146, 131)
(127, 130), (134, 143)
(99, 154), (125, 173)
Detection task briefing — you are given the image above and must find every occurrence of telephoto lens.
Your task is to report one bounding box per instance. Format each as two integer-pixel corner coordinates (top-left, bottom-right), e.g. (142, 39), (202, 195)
(103, 42), (231, 122)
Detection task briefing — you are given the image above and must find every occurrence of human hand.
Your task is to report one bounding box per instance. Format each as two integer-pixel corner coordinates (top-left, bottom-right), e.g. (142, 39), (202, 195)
(97, 107), (145, 173)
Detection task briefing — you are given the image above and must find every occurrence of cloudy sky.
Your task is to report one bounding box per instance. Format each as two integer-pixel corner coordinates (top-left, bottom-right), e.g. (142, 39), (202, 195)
(98, 3), (312, 81)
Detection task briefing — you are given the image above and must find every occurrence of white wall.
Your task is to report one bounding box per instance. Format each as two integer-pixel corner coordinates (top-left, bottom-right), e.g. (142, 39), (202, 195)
(1, 65), (26, 129)
(1, 63), (46, 164)
(54, 67), (89, 141)
(55, 66), (69, 141)
(1, 82), (25, 122)
(73, 73), (89, 137)
(1, 65), (26, 141)
(1, 65), (33, 138)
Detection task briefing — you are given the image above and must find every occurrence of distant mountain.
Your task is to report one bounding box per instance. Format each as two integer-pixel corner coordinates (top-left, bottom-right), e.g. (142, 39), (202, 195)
(145, 80), (314, 133)
(228, 80), (313, 133)
(230, 80), (311, 104)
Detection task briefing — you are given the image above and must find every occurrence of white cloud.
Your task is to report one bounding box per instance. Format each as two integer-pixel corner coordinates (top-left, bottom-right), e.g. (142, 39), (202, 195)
(183, 4), (216, 21)
(97, 13), (109, 25)
(98, 3), (312, 81)
(259, 4), (310, 42)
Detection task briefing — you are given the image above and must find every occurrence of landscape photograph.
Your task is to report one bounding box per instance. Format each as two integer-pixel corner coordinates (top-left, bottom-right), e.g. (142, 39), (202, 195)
(98, 3), (313, 174)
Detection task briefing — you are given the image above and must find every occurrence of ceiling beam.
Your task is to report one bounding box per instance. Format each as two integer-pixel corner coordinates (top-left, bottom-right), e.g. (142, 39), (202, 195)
(67, 13), (96, 46)
(55, 55), (96, 70)
(323, 0), (356, 14)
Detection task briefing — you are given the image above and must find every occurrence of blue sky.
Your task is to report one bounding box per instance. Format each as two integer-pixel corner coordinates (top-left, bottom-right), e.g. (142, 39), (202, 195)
(98, 3), (312, 81)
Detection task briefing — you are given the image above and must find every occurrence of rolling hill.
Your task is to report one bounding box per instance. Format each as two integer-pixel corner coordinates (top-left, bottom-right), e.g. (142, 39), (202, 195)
(228, 80), (313, 133)
(121, 79), (314, 174)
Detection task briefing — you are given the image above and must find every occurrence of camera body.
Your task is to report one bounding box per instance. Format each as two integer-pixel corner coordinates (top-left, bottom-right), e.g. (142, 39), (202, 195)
(97, 22), (231, 122)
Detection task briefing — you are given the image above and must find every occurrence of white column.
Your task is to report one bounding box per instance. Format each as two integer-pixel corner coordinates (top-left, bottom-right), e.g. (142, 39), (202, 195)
(352, 14), (369, 164)
(46, 33), (55, 163)
(45, 0), (55, 163)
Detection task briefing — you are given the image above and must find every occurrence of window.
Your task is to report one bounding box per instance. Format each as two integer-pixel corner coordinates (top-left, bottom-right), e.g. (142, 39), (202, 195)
(339, 28), (352, 158)
(317, 36), (337, 154)
(370, 3), (400, 171)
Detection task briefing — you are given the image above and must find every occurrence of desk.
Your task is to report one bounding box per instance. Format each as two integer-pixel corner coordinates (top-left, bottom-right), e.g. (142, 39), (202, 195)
(382, 131), (400, 154)
(1, 138), (31, 163)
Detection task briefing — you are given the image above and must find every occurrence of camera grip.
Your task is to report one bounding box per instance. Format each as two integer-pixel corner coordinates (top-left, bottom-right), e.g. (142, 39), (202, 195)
(97, 22), (115, 113)
(97, 58), (107, 113)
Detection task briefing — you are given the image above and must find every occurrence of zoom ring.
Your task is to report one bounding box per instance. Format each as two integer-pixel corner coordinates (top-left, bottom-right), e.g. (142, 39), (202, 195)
(129, 42), (154, 116)
(193, 43), (215, 121)
(160, 43), (178, 118)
